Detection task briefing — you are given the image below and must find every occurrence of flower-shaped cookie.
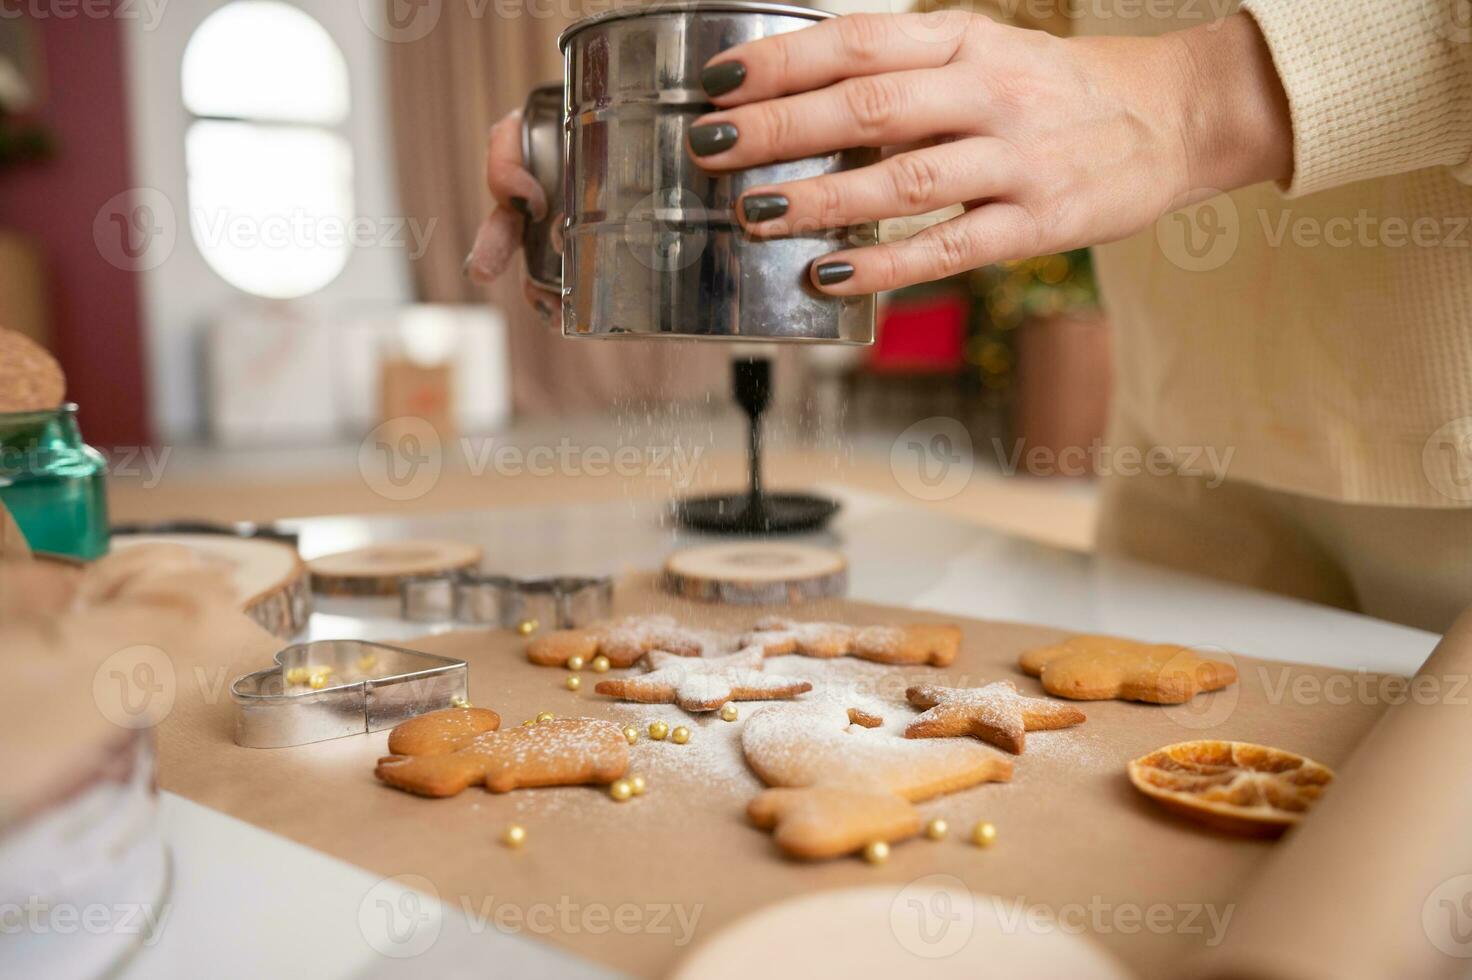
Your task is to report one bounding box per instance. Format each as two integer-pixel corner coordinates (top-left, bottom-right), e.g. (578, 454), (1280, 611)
(1019, 635), (1237, 703)
(904, 682), (1085, 754)
(594, 646), (811, 713)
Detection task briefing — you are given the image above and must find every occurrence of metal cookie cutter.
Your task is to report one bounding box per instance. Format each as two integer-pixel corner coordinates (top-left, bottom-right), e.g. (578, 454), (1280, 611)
(400, 573), (613, 629)
(230, 640), (468, 748)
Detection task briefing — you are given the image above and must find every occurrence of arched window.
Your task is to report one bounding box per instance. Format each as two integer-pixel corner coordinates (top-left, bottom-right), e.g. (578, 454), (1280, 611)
(181, 1), (354, 299)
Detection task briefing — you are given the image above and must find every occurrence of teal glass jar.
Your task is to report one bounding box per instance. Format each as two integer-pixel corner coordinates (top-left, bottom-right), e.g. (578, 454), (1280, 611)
(0, 404), (110, 560)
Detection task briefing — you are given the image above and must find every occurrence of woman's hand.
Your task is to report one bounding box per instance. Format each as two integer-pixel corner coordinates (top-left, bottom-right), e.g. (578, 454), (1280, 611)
(467, 109), (560, 321)
(690, 11), (1292, 294)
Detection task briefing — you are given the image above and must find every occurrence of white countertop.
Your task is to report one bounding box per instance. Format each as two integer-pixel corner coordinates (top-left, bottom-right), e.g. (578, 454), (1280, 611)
(120, 485), (1438, 979)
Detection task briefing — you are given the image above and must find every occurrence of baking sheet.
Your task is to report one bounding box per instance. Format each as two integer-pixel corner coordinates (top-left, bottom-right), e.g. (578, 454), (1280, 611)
(150, 574), (1398, 977)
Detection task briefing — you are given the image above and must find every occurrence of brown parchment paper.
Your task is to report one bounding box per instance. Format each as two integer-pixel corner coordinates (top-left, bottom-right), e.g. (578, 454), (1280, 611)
(155, 575), (1397, 978)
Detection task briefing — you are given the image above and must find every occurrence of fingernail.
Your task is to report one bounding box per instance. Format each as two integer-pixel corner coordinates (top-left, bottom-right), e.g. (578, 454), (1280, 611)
(535, 299), (553, 322)
(510, 196), (530, 217)
(701, 61), (746, 97)
(742, 194), (789, 224)
(814, 261), (855, 287)
(689, 123), (738, 157)
(462, 252), (475, 279)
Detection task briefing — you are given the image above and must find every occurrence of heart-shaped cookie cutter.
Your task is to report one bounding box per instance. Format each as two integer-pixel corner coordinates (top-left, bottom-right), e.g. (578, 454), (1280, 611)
(230, 640), (468, 748)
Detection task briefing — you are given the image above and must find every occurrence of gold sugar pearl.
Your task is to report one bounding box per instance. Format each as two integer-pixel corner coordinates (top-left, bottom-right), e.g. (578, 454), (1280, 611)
(536, 711), (554, 723)
(565, 675), (582, 691)
(451, 696), (471, 709)
(285, 667), (309, 685)
(862, 841), (890, 865)
(591, 655), (611, 673)
(719, 703), (739, 722)
(516, 618), (540, 637)
(671, 726), (691, 745)
(521, 719), (535, 727)
(609, 778), (634, 802)
(567, 655), (586, 672)
(972, 821), (998, 848)
(648, 721), (669, 741)
(308, 672), (330, 690)
(622, 725), (639, 745)
(503, 824), (527, 848)
(925, 818), (949, 841)
(629, 774), (647, 796)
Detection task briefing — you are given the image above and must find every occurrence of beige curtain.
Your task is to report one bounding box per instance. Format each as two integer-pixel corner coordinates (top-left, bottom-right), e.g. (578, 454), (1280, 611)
(385, 1), (746, 417)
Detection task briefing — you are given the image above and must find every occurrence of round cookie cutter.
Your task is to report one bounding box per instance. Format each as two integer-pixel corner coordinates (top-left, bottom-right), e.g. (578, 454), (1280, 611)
(400, 572), (613, 628)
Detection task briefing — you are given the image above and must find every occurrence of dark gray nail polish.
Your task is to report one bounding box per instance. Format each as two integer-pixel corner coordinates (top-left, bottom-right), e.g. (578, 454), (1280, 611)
(701, 61), (746, 97)
(814, 261), (855, 286)
(535, 299), (553, 321)
(689, 123), (738, 157)
(742, 194), (789, 223)
(509, 196), (530, 217)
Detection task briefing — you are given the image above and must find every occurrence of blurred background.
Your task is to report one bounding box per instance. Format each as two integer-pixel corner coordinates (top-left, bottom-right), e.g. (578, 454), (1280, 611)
(0, 0), (1107, 549)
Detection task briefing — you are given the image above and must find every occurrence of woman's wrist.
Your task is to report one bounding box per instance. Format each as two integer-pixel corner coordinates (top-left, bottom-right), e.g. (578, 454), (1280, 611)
(1169, 12), (1294, 198)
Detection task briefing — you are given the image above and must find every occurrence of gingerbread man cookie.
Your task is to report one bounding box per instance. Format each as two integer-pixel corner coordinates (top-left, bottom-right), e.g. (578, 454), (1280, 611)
(386, 706), (500, 756)
(743, 617), (960, 667)
(527, 614), (736, 668)
(742, 703), (1012, 860)
(904, 682), (1085, 754)
(1019, 635), (1238, 704)
(594, 646), (812, 713)
(376, 711), (627, 797)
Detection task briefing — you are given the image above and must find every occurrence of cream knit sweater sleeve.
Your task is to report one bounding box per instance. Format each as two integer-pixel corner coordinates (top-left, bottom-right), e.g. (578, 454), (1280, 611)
(1240, 0), (1472, 196)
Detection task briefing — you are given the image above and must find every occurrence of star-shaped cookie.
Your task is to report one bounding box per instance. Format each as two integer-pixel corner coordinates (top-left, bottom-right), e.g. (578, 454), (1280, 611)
(743, 617), (960, 666)
(594, 646), (812, 712)
(1018, 635), (1238, 703)
(904, 681), (1086, 754)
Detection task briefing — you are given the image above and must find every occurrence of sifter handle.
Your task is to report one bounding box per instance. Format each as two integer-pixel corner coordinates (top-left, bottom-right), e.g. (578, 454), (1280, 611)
(520, 82), (565, 291)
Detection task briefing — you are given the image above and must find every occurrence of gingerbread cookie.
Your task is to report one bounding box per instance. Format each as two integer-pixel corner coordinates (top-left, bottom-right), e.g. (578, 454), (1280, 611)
(376, 713), (627, 797)
(386, 706), (500, 756)
(528, 614), (737, 669)
(0, 328), (65, 413)
(905, 681), (1085, 754)
(743, 703), (1012, 859)
(594, 646), (812, 713)
(1019, 634), (1237, 704)
(743, 617), (960, 666)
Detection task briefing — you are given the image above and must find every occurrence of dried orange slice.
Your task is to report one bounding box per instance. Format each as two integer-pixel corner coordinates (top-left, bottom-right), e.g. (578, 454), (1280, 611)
(1127, 740), (1333, 837)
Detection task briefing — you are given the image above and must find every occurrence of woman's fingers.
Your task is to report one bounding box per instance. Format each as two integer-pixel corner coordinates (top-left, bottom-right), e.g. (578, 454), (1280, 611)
(701, 12), (974, 105)
(466, 206), (522, 284)
(737, 138), (1011, 234)
(807, 203), (1039, 295)
(689, 67), (981, 169)
(521, 280), (561, 326)
(486, 109), (547, 218)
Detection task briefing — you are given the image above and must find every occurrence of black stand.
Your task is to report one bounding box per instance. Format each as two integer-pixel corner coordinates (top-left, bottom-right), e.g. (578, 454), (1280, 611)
(673, 357), (840, 535)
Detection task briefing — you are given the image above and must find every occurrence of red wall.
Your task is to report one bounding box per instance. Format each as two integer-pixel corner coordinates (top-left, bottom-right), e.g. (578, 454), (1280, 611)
(0, 10), (150, 447)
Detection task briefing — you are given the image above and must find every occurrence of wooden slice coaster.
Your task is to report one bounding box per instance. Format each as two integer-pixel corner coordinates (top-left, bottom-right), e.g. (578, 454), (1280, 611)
(308, 540), (482, 597)
(663, 542), (847, 605)
(111, 533), (311, 639)
(0, 327), (65, 413)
